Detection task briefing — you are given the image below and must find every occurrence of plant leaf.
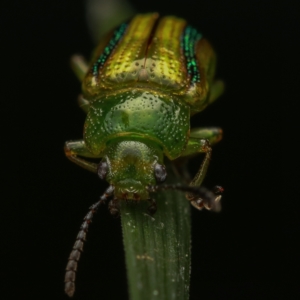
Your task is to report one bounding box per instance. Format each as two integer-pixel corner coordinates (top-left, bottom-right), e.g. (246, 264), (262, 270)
(120, 165), (191, 300)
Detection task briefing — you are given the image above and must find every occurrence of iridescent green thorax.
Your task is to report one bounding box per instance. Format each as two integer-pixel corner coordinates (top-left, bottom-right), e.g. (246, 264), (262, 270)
(181, 26), (202, 83)
(92, 22), (128, 77)
(84, 89), (190, 159)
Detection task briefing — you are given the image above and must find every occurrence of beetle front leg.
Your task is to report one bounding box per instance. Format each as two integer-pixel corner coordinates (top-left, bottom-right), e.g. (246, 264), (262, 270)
(182, 126), (222, 186)
(64, 140), (101, 173)
(182, 127), (222, 157)
(185, 141), (221, 211)
(174, 127), (222, 182)
(184, 138), (212, 188)
(180, 127), (223, 210)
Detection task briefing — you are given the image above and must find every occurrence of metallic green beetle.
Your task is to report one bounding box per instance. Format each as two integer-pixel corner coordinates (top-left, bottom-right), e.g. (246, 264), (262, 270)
(64, 13), (224, 296)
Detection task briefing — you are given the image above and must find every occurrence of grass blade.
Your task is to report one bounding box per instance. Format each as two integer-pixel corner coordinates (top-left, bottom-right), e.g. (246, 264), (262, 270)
(120, 166), (191, 300)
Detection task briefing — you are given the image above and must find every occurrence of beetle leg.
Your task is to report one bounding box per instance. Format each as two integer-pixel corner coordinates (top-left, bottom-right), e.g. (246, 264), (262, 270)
(183, 126), (223, 183)
(70, 55), (89, 82)
(185, 139), (216, 208)
(208, 80), (224, 105)
(189, 185), (222, 212)
(183, 127), (223, 157)
(181, 135), (213, 200)
(190, 126), (222, 145)
(186, 138), (212, 188)
(64, 140), (101, 173)
(174, 127), (222, 182)
(179, 130), (223, 210)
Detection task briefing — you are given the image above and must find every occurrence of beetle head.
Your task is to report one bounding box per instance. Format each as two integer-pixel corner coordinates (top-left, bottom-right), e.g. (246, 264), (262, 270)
(98, 139), (166, 200)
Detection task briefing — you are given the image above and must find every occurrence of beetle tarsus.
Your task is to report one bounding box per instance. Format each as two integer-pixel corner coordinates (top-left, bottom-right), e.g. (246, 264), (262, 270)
(190, 185), (223, 212)
(148, 183), (223, 212)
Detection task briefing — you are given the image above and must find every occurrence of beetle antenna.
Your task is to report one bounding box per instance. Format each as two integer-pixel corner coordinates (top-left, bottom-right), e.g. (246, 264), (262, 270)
(147, 184), (223, 211)
(64, 185), (114, 297)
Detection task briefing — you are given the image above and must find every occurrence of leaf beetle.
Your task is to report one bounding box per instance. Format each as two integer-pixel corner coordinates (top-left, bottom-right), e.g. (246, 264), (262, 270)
(64, 13), (224, 297)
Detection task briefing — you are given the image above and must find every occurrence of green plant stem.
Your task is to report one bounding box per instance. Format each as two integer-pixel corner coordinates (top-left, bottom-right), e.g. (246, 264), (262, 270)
(120, 165), (191, 300)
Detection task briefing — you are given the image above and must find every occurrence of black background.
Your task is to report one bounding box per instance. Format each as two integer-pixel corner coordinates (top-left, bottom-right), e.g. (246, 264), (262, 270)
(5, 0), (295, 299)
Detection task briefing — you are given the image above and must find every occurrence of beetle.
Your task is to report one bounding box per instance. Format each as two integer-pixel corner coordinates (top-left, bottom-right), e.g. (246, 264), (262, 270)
(64, 13), (224, 297)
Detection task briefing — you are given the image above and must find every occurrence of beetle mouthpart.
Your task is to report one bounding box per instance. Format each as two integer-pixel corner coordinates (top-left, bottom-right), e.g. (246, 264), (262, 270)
(114, 179), (150, 200)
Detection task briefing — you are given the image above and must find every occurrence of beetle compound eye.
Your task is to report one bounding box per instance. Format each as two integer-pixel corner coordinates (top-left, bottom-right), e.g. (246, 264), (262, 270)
(97, 161), (108, 180)
(154, 164), (167, 183)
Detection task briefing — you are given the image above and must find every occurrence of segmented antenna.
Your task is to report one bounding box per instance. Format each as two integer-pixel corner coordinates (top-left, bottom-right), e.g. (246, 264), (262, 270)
(64, 186), (114, 297)
(148, 184), (223, 211)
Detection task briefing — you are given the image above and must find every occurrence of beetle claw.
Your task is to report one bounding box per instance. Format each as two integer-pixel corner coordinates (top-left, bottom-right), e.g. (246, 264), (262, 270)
(190, 185), (223, 212)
